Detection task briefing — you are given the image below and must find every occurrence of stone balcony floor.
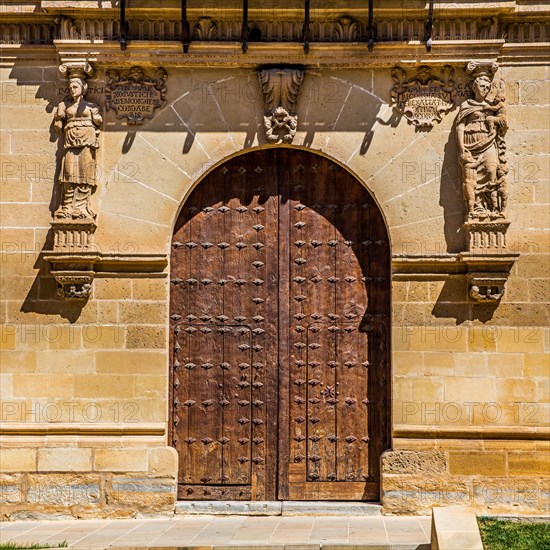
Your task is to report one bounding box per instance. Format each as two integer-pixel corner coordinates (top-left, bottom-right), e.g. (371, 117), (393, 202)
(0, 515), (431, 549)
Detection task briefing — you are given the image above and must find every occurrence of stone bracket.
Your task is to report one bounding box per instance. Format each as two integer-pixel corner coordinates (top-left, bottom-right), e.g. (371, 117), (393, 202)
(392, 252), (519, 302)
(44, 252), (168, 301)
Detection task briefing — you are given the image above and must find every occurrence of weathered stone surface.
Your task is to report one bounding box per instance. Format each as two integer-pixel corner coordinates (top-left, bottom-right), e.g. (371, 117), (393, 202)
(382, 477), (471, 515)
(26, 474), (101, 505)
(107, 475), (176, 509)
(381, 450), (447, 475)
(0, 474), (23, 503)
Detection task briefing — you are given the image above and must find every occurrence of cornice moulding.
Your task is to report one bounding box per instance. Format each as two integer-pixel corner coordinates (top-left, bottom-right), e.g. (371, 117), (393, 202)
(0, 422), (166, 436)
(392, 252), (519, 277)
(53, 41), (516, 68)
(43, 252), (168, 276)
(393, 425), (550, 440)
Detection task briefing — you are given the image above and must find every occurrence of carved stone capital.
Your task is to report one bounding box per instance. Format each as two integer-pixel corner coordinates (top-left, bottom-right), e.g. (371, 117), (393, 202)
(259, 67), (304, 144)
(59, 61), (93, 81)
(468, 273), (507, 302)
(51, 220), (97, 252)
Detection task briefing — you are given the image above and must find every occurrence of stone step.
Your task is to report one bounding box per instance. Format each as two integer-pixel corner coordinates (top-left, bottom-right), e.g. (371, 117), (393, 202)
(175, 500), (383, 516)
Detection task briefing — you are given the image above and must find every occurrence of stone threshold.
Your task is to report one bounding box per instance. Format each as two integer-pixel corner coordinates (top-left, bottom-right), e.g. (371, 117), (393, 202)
(175, 501), (383, 516)
(109, 545), (426, 549)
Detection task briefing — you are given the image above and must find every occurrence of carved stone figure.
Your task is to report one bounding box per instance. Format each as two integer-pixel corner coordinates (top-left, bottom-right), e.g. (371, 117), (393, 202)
(54, 63), (102, 220)
(259, 68), (304, 144)
(455, 61), (508, 222)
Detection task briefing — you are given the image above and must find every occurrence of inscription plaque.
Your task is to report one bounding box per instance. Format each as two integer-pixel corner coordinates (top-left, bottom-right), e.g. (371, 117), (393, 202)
(106, 66), (167, 124)
(391, 65), (457, 128)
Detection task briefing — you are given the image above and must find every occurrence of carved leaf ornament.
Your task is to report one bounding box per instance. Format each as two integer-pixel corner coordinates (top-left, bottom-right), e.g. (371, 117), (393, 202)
(259, 67), (305, 143)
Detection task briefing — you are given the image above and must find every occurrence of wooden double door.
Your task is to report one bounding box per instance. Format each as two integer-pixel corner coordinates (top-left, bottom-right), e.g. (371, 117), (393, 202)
(170, 149), (390, 501)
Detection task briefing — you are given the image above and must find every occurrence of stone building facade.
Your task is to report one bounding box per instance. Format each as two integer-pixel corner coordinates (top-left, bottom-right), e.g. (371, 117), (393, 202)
(0, 1), (548, 518)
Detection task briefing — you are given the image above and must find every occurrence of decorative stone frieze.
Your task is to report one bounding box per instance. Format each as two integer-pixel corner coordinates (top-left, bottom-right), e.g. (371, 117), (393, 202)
(54, 62), (101, 221)
(390, 65), (457, 128)
(259, 67), (304, 144)
(105, 66), (168, 125)
(8, 15), (547, 45)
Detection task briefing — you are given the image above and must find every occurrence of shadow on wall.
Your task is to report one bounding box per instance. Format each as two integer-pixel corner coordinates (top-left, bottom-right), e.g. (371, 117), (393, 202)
(440, 121), (468, 254)
(21, 233), (87, 323)
(8, 65), (90, 321)
(432, 277), (501, 324)
(10, 61), (473, 322)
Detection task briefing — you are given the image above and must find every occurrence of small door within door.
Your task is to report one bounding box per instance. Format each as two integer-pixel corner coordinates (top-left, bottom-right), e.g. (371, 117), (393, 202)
(170, 149), (390, 501)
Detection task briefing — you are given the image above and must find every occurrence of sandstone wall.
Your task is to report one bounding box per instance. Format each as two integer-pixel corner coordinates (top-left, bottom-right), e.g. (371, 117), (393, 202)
(0, 54), (548, 516)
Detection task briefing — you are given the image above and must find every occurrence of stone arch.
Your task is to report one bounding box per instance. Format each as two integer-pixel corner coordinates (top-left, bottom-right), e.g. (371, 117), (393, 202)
(94, 68), (433, 257)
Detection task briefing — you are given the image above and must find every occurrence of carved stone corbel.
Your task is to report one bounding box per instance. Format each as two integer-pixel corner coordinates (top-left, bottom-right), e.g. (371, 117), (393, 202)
(258, 67), (304, 144)
(468, 273), (507, 302)
(48, 255), (98, 301)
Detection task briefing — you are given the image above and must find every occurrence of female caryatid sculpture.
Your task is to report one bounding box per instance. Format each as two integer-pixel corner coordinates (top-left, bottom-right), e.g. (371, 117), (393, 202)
(455, 62), (508, 222)
(54, 64), (102, 220)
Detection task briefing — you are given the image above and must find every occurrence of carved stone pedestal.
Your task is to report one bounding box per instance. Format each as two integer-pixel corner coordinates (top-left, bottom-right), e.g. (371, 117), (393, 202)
(464, 220), (510, 253)
(51, 220), (97, 252)
(48, 220), (98, 300)
(463, 220), (513, 301)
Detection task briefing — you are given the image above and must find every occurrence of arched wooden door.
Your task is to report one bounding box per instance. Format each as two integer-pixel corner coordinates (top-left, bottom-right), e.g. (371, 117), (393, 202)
(170, 149), (390, 501)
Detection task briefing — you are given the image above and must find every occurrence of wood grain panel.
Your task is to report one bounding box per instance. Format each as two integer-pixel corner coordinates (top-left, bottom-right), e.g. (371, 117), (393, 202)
(171, 149), (390, 501)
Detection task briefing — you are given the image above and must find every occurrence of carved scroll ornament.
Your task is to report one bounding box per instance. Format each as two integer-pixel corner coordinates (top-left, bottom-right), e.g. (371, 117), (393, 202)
(391, 65), (457, 128)
(259, 67), (305, 144)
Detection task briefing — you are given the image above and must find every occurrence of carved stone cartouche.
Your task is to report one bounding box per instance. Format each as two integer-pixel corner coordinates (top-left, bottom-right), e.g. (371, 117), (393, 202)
(259, 68), (304, 144)
(54, 62), (101, 221)
(105, 66), (167, 125)
(390, 65), (457, 128)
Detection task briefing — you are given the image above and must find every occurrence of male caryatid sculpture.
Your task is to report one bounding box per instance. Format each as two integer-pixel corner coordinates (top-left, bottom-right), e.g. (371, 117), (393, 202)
(455, 61), (508, 222)
(54, 63), (102, 220)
